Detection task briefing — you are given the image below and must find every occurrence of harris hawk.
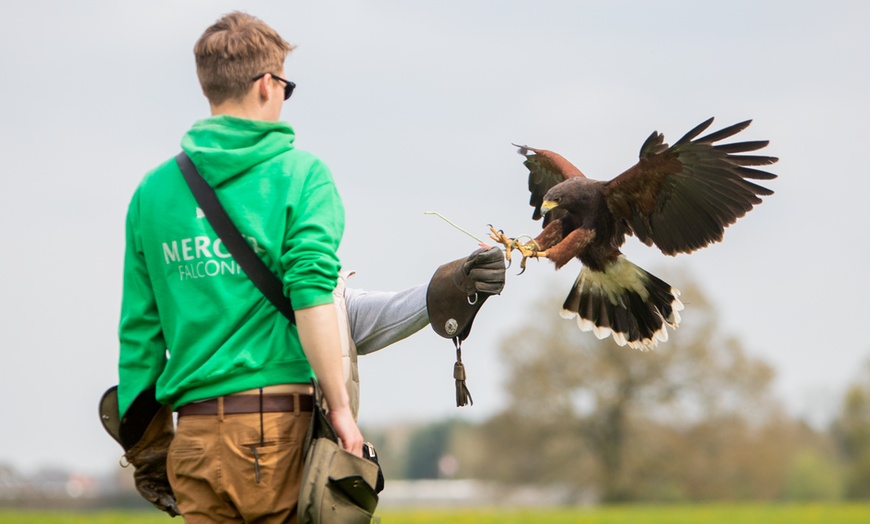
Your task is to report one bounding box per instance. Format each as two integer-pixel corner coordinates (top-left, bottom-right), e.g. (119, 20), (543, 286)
(490, 117), (777, 350)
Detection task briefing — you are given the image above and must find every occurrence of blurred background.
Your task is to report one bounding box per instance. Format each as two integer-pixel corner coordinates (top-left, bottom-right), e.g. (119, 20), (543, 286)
(1, 0), (868, 508)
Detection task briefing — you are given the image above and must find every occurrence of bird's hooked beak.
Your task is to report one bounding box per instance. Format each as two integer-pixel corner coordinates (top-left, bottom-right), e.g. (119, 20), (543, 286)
(541, 200), (559, 215)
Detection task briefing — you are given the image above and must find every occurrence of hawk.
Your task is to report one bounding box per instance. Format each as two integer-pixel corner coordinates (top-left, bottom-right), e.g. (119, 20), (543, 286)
(491, 117), (777, 350)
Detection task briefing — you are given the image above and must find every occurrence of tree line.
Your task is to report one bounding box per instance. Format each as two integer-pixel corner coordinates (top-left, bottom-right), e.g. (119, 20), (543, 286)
(366, 276), (870, 503)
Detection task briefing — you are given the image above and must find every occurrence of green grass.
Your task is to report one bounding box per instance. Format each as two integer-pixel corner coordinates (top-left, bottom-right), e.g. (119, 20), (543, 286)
(2, 504), (870, 523)
(379, 504), (870, 524)
(0, 511), (168, 524)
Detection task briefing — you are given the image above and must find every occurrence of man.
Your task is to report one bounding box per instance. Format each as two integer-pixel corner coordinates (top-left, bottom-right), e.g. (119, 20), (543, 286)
(110, 11), (506, 523)
(118, 12), (361, 522)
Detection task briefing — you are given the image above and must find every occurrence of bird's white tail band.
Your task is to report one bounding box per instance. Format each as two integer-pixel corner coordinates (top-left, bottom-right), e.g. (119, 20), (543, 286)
(560, 256), (684, 350)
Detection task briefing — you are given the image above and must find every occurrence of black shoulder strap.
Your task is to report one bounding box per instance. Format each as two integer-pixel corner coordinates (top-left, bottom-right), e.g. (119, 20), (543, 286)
(175, 152), (296, 324)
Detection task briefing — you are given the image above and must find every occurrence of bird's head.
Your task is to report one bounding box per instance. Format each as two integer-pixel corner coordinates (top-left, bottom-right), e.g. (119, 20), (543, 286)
(540, 178), (607, 228)
(541, 178), (597, 216)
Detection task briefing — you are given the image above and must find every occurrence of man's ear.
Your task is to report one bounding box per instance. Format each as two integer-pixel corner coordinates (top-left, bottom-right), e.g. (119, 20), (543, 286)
(255, 73), (273, 101)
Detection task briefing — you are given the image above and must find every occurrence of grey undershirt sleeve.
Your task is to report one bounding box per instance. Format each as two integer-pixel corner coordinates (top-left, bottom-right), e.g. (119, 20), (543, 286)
(345, 284), (431, 355)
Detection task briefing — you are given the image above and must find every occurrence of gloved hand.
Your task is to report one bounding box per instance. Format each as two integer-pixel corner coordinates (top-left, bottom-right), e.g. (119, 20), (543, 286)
(99, 387), (180, 517)
(427, 246), (506, 340)
(427, 246), (506, 406)
(453, 246), (506, 296)
(123, 404), (180, 517)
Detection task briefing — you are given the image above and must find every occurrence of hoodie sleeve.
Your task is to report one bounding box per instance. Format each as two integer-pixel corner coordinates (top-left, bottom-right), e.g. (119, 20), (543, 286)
(280, 159), (345, 310)
(118, 189), (167, 417)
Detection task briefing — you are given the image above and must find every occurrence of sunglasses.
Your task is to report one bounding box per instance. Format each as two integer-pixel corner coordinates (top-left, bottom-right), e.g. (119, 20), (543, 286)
(251, 73), (296, 100)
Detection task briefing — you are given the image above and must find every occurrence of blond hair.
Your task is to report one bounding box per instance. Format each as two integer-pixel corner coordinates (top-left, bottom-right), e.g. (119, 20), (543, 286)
(194, 12), (294, 105)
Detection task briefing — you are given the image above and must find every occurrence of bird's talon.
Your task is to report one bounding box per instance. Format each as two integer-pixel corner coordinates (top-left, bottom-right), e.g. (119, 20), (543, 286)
(517, 256), (529, 275)
(488, 224), (549, 272)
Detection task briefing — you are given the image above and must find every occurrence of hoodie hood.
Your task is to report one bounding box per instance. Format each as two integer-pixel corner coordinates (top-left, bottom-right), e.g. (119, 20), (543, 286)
(181, 115), (296, 186)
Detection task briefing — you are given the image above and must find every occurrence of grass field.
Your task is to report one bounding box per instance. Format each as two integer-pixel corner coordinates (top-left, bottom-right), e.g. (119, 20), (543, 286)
(2, 504), (870, 524)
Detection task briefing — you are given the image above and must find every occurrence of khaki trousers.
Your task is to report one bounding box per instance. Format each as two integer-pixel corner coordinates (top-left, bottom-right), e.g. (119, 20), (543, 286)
(167, 407), (312, 523)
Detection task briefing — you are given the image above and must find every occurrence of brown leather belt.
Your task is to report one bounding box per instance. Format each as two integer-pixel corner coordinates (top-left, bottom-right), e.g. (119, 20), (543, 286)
(176, 394), (314, 417)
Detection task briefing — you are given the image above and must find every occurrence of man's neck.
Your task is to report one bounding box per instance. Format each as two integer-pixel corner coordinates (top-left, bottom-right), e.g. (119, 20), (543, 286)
(210, 105), (266, 121)
(207, 78), (283, 121)
(210, 97), (280, 121)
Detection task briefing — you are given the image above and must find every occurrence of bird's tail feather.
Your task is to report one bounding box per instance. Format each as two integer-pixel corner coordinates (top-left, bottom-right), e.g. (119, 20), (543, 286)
(560, 256), (683, 350)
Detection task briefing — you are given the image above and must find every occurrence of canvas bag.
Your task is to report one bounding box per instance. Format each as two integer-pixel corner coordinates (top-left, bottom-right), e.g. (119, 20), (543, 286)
(298, 387), (383, 524)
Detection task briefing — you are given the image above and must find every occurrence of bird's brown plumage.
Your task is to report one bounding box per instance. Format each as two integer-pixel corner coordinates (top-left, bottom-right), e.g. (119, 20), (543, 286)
(514, 144), (586, 221)
(511, 117), (777, 349)
(603, 118), (777, 255)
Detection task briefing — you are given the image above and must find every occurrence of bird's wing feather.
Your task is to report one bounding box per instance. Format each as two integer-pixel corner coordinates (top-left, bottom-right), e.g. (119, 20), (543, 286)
(513, 144), (586, 221)
(603, 118), (777, 255)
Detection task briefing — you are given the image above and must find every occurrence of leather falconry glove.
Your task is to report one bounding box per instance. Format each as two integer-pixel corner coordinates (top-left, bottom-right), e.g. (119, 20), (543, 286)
(427, 247), (506, 406)
(99, 386), (180, 517)
(428, 246), (505, 338)
(457, 246), (507, 296)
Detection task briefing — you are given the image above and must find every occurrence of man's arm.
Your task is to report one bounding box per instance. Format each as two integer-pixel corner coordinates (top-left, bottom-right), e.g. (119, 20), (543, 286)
(118, 190), (167, 417)
(295, 303), (364, 456)
(345, 285), (429, 355)
(345, 247), (506, 353)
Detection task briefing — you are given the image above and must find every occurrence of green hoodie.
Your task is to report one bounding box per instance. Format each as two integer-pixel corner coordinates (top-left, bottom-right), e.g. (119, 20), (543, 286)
(118, 115), (344, 417)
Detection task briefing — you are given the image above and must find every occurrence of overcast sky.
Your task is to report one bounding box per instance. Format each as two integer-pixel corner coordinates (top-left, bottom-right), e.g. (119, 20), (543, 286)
(1, 1), (868, 475)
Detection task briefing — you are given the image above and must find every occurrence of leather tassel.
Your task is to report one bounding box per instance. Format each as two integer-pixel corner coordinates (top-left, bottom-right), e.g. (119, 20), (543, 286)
(453, 338), (473, 407)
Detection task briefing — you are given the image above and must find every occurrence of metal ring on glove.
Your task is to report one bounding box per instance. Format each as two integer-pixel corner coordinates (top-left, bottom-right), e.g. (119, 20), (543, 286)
(467, 292), (478, 305)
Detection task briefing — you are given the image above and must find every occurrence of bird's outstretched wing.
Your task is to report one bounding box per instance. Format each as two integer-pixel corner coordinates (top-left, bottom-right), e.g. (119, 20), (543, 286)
(514, 144), (586, 221)
(603, 118), (777, 256)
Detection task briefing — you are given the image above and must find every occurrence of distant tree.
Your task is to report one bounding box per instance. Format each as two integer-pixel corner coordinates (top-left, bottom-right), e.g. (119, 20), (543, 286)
(832, 358), (870, 499)
(783, 443), (844, 501)
(471, 273), (799, 502)
(404, 420), (465, 479)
